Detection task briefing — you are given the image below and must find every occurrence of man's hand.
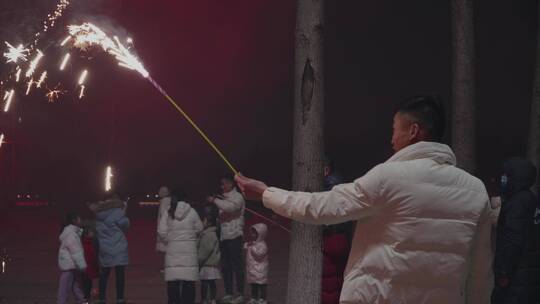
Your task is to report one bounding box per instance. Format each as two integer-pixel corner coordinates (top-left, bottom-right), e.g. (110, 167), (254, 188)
(235, 174), (268, 201)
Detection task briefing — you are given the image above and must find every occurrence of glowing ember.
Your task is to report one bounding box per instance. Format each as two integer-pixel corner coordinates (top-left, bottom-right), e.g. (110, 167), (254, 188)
(45, 84), (65, 103)
(59, 53), (70, 70)
(15, 68), (21, 82)
(36, 71), (47, 88)
(25, 79), (34, 95)
(68, 23), (149, 77)
(25, 50), (44, 78)
(105, 166), (113, 192)
(4, 89), (14, 112)
(3, 42), (29, 63)
(60, 36), (71, 46)
(79, 85), (85, 99)
(78, 70), (88, 85)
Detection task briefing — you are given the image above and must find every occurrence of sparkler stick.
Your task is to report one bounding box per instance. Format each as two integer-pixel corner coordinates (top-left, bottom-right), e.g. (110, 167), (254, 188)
(4, 90), (14, 112)
(59, 53), (70, 70)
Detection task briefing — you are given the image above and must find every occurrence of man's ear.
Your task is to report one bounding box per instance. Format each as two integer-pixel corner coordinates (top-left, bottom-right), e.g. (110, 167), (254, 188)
(409, 123), (420, 141)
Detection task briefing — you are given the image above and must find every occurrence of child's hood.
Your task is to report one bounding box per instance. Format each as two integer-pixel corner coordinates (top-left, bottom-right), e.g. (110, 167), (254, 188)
(59, 224), (81, 242)
(251, 223), (268, 242)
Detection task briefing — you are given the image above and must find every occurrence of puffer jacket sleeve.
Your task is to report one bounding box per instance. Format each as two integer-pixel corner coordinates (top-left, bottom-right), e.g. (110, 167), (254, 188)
(116, 211), (130, 232)
(465, 201), (492, 304)
(214, 193), (243, 213)
(250, 242), (268, 262)
(494, 192), (535, 278)
(262, 165), (384, 225)
(66, 234), (87, 270)
(192, 210), (203, 233)
(158, 211), (169, 244)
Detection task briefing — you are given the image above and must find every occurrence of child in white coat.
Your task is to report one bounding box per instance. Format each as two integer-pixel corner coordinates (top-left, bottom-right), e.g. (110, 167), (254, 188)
(245, 223), (269, 304)
(57, 212), (87, 304)
(198, 207), (221, 304)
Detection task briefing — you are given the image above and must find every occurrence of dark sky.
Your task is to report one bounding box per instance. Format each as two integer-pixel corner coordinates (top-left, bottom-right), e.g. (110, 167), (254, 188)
(0, 0), (537, 204)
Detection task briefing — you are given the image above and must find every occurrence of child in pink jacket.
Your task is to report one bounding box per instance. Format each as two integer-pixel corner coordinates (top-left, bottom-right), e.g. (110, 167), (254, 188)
(245, 223), (269, 304)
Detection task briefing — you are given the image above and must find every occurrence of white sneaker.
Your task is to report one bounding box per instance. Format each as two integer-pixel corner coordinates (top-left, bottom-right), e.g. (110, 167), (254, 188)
(219, 295), (235, 303)
(231, 295), (245, 304)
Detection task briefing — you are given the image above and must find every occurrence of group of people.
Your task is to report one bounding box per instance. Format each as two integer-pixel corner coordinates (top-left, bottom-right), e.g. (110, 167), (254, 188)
(56, 177), (270, 304)
(57, 196), (130, 304)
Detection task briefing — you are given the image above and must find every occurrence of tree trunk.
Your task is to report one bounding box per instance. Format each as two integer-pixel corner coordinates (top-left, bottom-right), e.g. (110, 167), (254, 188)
(287, 0), (325, 303)
(451, 0), (476, 173)
(527, 3), (540, 194)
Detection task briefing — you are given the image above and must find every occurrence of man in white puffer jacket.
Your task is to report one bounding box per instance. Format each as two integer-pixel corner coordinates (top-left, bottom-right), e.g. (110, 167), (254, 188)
(236, 96), (491, 304)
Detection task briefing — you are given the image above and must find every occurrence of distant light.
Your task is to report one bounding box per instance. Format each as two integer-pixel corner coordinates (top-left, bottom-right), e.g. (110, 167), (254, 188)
(0, 134), (4, 149)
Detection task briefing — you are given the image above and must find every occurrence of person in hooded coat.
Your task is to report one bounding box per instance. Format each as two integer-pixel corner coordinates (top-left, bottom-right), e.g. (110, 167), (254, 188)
(158, 192), (203, 304)
(245, 223), (269, 304)
(157, 186), (172, 253)
(90, 196), (130, 304)
(492, 157), (540, 304)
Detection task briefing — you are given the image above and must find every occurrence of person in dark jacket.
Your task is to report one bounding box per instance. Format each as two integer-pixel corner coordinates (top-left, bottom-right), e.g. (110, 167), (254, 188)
(492, 157), (540, 304)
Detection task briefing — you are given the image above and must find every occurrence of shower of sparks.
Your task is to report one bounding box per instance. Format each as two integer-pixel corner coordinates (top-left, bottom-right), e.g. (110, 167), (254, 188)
(33, 0), (71, 47)
(60, 36), (71, 46)
(59, 53), (70, 70)
(79, 85), (85, 99)
(4, 90), (14, 112)
(68, 23), (149, 78)
(0, 134), (4, 149)
(3, 42), (29, 63)
(45, 84), (65, 103)
(25, 79), (34, 95)
(105, 166), (113, 192)
(15, 68), (21, 82)
(78, 70), (88, 85)
(36, 71), (47, 88)
(25, 50), (44, 78)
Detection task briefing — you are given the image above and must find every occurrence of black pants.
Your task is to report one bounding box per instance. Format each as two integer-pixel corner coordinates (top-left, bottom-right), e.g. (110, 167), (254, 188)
(201, 280), (217, 302)
(167, 280), (195, 304)
(251, 284), (267, 300)
(83, 275), (93, 300)
(221, 237), (245, 295)
(99, 266), (125, 302)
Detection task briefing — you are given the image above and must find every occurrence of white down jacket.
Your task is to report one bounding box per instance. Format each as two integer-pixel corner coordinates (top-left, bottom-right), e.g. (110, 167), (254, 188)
(214, 188), (245, 241)
(58, 224), (87, 271)
(158, 200), (203, 281)
(262, 142), (491, 304)
(245, 223), (269, 284)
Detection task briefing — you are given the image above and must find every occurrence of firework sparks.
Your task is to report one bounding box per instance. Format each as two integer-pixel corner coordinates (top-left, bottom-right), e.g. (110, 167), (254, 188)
(3, 42), (29, 64)
(60, 36), (71, 46)
(68, 23), (149, 77)
(105, 166), (113, 192)
(33, 0), (71, 48)
(25, 79), (34, 95)
(59, 53), (70, 70)
(15, 68), (21, 82)
(45, 84), (65, 103)
(25, 50), (44, 78)
(36, 71), (47, 88)
(0, 133), (4, 150)
(79, 85), (85, 99)
(78, 70), (88, 85)
(4, 89), (14, 112)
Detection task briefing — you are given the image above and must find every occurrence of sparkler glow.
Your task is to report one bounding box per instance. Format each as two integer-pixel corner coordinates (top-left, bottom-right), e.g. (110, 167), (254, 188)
(105, 166), (113, 192)
(25, 50), (44, 78)
(0, 134), (4, 149)
(4, 90), (14, 112)
(45, 84), (65, 103)
(36, 71), (47, 88)
(59, 53), (70, 70)
(3, 42), (29, 63)
(78, 70), (88, 85)
(33, 0), (71, 48)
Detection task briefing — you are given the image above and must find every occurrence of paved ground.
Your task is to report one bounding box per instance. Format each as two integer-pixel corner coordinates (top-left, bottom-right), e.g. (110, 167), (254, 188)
(0, 206), (290, 303)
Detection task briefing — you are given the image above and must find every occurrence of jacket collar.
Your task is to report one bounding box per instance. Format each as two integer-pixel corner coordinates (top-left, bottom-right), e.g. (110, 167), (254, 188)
(386, 141), (456, 166)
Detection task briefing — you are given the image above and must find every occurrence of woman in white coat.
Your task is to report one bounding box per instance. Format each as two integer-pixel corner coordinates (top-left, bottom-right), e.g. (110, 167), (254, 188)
(158, 191), (203, 304)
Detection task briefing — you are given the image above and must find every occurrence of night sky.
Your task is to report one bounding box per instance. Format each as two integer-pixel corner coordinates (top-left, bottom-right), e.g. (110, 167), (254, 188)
(0, 0), (537, 205)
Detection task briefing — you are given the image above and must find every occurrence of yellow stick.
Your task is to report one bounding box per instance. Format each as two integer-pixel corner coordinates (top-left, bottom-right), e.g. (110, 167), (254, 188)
(148, 77), (238, 175)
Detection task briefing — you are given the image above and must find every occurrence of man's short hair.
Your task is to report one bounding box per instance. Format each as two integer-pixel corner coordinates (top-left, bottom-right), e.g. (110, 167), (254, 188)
(396, 95), (445, 142)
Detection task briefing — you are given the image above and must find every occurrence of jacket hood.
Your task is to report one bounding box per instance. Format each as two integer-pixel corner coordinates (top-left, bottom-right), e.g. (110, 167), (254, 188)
(251, 223), (268, 242)
(387, 141), (456, 166)
(59, 224), (81, 242)
(503, 157), (537, 194)
(173, 201), (192, 221)
(89, 198), (124, 213)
